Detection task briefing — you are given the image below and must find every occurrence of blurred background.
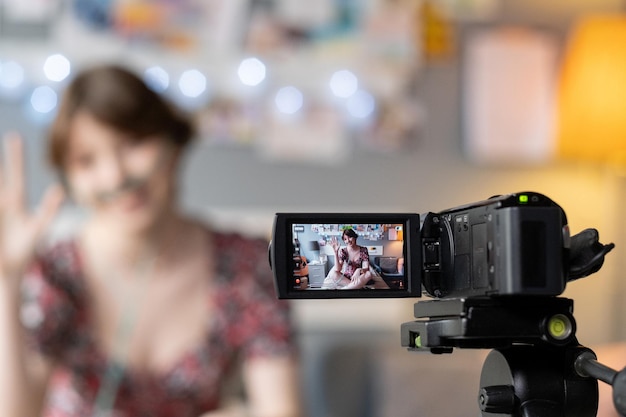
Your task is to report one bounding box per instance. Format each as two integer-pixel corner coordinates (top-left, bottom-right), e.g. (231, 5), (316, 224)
(1, 0), (625, 416)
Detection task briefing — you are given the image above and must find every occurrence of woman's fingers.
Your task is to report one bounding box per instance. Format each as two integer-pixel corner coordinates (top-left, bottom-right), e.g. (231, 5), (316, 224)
(2, 132), (26, 210)
(0, 133), (64, 278)
(0, 133), (63, 232)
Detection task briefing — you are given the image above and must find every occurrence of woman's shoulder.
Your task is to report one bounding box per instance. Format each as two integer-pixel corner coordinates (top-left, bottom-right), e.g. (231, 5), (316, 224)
(205, 222), (269, 254)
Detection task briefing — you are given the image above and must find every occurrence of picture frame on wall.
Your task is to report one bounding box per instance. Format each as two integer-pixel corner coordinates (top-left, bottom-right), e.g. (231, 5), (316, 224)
(0, 0), (60, 38)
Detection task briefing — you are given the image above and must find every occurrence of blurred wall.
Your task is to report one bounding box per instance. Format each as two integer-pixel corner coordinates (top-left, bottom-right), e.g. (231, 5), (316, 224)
(1, 0), (624, 349)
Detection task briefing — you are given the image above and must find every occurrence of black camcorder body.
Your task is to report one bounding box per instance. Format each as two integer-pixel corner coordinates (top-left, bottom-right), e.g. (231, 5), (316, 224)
(421, 192), (567, 299)
(270, 191), (606, 300)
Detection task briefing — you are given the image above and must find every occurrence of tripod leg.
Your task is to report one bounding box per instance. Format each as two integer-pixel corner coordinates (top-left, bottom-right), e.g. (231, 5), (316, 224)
(478, 346), (598, 417)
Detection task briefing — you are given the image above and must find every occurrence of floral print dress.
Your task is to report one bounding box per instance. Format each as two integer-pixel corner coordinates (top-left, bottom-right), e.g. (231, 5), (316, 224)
(338, 246), (370, 278)
(20, 231), (294, 417)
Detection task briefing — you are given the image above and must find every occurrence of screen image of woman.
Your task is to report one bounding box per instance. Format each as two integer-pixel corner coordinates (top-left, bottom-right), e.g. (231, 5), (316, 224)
(322, 228), (389, 290)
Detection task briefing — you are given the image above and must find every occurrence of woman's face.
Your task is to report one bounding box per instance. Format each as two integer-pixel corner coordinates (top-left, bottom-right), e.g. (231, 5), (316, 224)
(64, 111), (178, 231)
(343, 234), (357, 247)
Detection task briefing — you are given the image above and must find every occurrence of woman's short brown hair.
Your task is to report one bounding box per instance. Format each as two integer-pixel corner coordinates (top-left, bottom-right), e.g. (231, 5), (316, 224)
(48, 64), (194, 171)
(342, 228), (358, 240)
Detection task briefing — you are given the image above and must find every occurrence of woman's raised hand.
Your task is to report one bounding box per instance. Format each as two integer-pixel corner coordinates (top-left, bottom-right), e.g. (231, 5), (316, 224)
(0, 132), (64, 286)
(329, 237), (340, 253)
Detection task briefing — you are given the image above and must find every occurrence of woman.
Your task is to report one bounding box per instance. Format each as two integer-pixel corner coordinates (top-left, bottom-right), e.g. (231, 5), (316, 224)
(0, 65), (301, 417)
(322, 228), (386, 290)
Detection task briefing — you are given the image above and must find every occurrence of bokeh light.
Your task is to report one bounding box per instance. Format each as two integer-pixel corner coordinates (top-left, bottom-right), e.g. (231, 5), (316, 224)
(30, 86), (58, 114)
(346, 89), (376, 119)
(178, 69), (207, 98)
(43, 54), (71, 82)
(0, 60), (25, 90)
(144, 66), (170, 93)
(238, 57), (266, 86)
(329, 69), (358, 98)
(275, 86), (303, 114)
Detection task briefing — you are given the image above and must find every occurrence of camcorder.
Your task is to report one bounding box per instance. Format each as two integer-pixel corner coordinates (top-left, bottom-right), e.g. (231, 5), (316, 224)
(270, 191), (608, 300)
(269, 191), (625, 417)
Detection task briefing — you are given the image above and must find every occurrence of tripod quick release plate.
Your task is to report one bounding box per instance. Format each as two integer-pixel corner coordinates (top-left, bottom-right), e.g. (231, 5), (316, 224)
(401, 297), (577, 353)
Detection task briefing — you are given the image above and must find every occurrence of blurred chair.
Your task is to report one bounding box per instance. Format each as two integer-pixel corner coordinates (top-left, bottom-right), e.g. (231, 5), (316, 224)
(373, 256), (404, 289)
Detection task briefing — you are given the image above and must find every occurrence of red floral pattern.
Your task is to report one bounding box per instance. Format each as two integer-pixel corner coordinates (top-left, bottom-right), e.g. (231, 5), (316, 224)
(21, 231), (294, 417)
(338, 246), (370, 278)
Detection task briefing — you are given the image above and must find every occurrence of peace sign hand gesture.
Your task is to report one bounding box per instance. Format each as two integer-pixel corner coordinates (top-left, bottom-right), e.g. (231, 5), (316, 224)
(0, 133), (64, 290)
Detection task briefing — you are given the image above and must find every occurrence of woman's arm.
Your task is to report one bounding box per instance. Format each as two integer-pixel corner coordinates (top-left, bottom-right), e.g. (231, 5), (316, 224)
(0, 282), (53, 417)
(243, 355), (302, 417)
(360, 247), (370, 270)
(0, 133), (64, 417)
(330, 238), (343, 272)
(199, 355), (302, 417)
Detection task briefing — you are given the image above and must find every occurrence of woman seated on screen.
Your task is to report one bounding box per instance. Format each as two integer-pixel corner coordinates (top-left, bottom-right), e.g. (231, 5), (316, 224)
(322, 228), (388, 290)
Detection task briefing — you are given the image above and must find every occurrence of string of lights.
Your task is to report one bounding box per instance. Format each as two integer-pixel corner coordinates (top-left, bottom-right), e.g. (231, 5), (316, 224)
(0, 52), (378, 128)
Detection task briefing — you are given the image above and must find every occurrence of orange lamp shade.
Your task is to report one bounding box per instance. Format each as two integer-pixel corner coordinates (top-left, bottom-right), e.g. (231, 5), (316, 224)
(557, 15), (626, 162)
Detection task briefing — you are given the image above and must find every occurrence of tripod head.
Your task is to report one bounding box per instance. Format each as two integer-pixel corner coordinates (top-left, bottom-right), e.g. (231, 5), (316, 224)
(401, 296), (625, 417)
